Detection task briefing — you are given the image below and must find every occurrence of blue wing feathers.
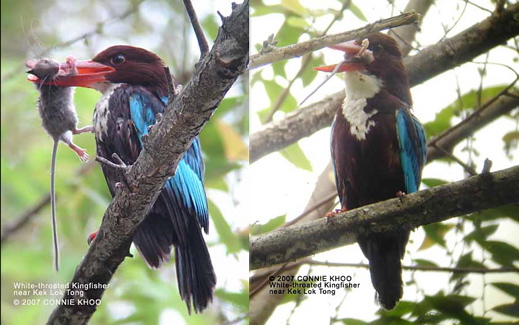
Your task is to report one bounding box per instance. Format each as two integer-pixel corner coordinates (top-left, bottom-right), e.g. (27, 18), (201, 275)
(129, 92), (209, 230)
(396, 109), (427, 194)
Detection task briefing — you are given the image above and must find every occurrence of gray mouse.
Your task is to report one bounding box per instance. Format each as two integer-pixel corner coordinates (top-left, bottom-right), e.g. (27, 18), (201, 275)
(26, 56), (93, 271)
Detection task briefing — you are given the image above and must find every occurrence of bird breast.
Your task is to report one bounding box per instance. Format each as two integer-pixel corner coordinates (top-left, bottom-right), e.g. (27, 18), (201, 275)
(94, 83), (123, 141)
(342, 71), (383, 141)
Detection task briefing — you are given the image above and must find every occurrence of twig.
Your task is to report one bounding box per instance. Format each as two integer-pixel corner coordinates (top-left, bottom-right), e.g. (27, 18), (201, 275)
(249, 12), (421, 69)
(1, 194), (51, 243)
(283, 192), (337, 228)
(164, 66), (176, 107)
(1, 160), (96, 243)
(95, 155), (128, 172)
(259, 259), (519, 274)
(431, 145), (478, 176)
(261, 0), (353, 123)
(183, 0), (210, 57)
(250, 263), (290, 298)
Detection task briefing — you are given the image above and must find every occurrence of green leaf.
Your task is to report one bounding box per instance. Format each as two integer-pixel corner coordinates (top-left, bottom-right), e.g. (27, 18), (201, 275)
(372, 318), (415, 325)
(280, 142), (313, 171)
(464, 224), (499, 245)
(300, 54), (325, 87)
(281, 0), (307, 17)
(503, 130), (519, 154)
(276, 18), (305, 46)
(251, 215), (286, 235)
(338, 318), (368, 325)
(287, 16), (310, 29)
(201, 14), (219, 41)
(251, 4), (289, 17)
(469, 205), (519, 222)
(272, 60), (288, 79)
(264, 79), (284, 104)
(215, 289), (249, 311)
(377, 300), (416, 318)
(414, 259), (438, 267)
(215, 119), (248, 161)
(421, 178), (448, 188)
(456, 252), (487, 269)
(208, 199), (241, 254)
(419, 223), (454, 249)
(250, 70), (264, 86)
(491, 282), (519, 299)
(349, 3), (367, 21)
(483, 240), (519, 267)
(425, 293), (479, 324)
(492, 302), (519, 317)
(424, 85), (507, 137)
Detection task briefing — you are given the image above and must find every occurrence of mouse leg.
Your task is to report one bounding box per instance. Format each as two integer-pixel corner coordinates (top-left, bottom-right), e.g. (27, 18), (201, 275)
(73, 125), (94, 134)
(60, 131), (89, 162)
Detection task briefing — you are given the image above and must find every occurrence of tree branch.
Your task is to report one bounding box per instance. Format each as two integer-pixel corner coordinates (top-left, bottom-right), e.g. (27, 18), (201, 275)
(183, 0), (210, 57)
(46, 1), (249, 324)
(1, 161), (96, 243)
(249, 12), (421, 69)
(1, 194), (51, 243)
(388, 0), (433, 56)
(249, 3), (519, 163)
(250, 165), (519, 270)
(250, 258), (519, 279)
(427, 86), (519, 161)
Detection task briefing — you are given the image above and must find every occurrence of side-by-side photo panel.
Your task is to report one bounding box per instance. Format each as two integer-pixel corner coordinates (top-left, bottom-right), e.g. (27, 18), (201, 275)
(1, 0), (248, 324)
(249, 1), (519, 324)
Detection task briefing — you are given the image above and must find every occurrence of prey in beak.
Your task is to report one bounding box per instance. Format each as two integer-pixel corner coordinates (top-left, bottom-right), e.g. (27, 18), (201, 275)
(314, 38), (374, 73)
(300, 38), (373, 106)
(27, 58), (115, 88)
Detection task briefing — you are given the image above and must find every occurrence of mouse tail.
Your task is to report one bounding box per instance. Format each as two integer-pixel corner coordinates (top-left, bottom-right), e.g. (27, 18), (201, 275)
(51, 140), (60, 272)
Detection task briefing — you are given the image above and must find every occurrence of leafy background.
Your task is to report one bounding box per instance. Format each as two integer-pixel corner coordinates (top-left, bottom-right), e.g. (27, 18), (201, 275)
(249, 0), (518, 324)
(1, 0), (248, 324)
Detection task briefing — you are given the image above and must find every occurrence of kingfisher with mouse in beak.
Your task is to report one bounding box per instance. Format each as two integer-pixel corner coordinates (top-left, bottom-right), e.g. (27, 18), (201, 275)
(315, 32), (427, 310)
(29, 45), (216, 313)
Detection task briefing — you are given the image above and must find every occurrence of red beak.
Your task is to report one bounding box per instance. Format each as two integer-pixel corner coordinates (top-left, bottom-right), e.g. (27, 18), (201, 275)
(27, 61), (115, 88)
(314, 40), (374, 73)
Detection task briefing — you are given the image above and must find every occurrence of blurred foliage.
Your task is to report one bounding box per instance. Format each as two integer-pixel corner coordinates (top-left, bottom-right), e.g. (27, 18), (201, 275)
(1, 0), (248, 324)
(250, 0), (519, 324)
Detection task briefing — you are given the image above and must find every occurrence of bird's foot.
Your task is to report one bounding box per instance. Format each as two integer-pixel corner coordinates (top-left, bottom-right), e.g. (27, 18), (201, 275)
(87, 230), (98, 245)
(96, 153), (128, 171)
(142, 113), (163, 144)
(325, 207), (347, 225)
(96, 153), (136, 192)
(396, 191), (407, 203)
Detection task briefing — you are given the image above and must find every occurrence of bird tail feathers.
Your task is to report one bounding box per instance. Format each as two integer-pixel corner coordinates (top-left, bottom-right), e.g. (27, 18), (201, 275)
(358, 231), (408, 310)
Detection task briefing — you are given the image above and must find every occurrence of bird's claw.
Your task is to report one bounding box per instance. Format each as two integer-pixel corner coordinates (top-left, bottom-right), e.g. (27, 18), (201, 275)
(325, 207), (347, 225)
(396, 191), (407, 203)
(87, 230), (98, 246)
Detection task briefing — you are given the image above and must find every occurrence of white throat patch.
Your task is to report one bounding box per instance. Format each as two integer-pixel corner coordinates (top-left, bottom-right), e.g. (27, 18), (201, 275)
(94, 83), (123, 141)
(341, 71), (383, 141)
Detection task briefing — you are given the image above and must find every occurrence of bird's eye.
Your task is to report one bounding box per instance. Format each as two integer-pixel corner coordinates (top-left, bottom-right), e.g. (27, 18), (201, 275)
(372, 44), (384, 54)
(111, 54), (125, 65)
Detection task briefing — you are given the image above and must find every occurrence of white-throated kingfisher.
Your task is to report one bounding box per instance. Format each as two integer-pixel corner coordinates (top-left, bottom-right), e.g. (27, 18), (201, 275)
(32, 45), (216, 313)
(315, 33), (427, 310)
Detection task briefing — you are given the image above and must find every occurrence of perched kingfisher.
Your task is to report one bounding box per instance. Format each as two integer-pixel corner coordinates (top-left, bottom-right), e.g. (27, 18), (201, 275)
(315, 33), (427, 310)
(38, 45), (216, 313)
